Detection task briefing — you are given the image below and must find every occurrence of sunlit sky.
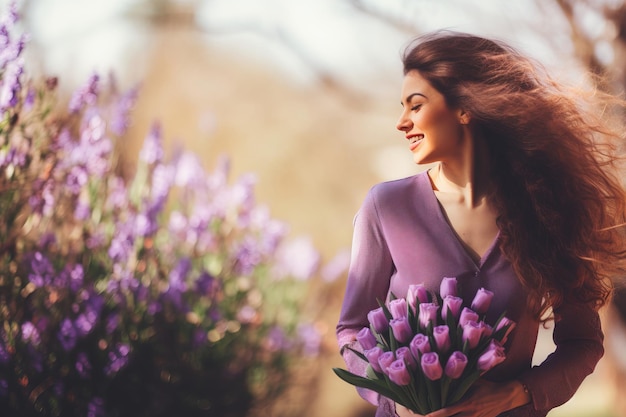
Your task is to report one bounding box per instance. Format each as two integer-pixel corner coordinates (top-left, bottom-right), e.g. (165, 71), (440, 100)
(8, 0), (610, 93)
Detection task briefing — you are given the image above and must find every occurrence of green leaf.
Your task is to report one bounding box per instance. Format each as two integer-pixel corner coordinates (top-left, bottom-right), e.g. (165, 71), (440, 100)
(332, 368), (402, 401)
(345, 346), (368, 363)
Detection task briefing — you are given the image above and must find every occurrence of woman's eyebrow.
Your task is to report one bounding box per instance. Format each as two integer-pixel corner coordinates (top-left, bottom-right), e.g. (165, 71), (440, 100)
(401, 92), (427, 106)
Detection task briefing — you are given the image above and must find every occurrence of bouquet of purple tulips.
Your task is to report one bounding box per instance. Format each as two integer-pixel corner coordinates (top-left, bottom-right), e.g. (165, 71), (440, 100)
(333, 277), (516, 414)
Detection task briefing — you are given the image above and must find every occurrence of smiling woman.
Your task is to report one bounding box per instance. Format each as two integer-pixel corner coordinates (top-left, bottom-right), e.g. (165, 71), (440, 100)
(336, 31), (626, 417)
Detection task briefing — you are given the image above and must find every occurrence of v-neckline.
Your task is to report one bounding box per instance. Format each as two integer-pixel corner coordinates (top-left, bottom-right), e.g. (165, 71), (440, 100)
(419, 171), (500, 269)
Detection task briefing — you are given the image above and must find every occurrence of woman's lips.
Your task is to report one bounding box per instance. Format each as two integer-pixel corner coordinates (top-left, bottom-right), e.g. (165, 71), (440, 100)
(408, 134), (424, 151)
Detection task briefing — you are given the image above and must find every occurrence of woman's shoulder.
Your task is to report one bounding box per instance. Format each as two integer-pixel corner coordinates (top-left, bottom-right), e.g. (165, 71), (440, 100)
(369, 171), (429, 200)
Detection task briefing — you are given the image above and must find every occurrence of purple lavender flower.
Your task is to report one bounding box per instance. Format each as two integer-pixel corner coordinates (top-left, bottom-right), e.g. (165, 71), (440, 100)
(139, 122), (163, 165)
(109, 85), (138, 136)
(195, 271), (219, 298)
(134, 208), (158, 237)
(265, 326), (292, 352)
(23, 85), (34, 110)
(67, 264), (84, 292)
(273, 236), (320, 281)
(105, 314), (120, 336)
(105, 343), (131, 375)
(27, 251), (54, 287)
(74, 194), (91, 220)
(75, 352), (92, 378)
(297, 323), (322, 356)
(28, 179), (55, 216)
(0, 59), (22, 110)
(74, 310), (97, 337)
(174, 151), (205, 188)
(0, 339), (10, 364)
(65, 165), (89, 194)
(234, 236), (263, 276)
(58, 319), (77, 351)
(68, 73), (99, 113)
(150, 163), (173, 210)
(87, 397), (105, 417)
(106, 176), (128, 210)
(108, 221), (134, 263)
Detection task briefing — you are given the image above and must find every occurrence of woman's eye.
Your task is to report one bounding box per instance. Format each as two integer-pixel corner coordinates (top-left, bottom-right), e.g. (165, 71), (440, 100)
(411, 104), (422, 111)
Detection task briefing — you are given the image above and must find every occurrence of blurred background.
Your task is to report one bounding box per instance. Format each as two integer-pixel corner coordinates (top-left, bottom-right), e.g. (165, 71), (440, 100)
(8, 0), (626, 415)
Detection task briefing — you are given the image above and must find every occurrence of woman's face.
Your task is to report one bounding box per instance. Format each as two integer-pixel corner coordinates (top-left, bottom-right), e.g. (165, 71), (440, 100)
(396, 70), (468, 165)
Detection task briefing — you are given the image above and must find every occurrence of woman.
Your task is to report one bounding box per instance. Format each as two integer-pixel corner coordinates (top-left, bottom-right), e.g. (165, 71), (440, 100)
(336, 31), (626, 417)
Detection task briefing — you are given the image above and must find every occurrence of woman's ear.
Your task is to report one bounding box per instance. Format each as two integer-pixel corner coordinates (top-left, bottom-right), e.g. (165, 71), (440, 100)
(458, 109), (471, 125)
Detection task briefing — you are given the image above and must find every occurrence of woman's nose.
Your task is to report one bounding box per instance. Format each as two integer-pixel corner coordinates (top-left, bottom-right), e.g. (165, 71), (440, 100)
(396, 113), (411, 132)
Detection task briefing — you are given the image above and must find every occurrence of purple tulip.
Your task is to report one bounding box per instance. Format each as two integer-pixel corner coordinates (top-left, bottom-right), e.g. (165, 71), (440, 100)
(459, 307), (479, 327)
(478, 321), (493, 338)
(365, 347), (384, 373)
(471, 288), (494, 315)
(357, 327), (378, 350)
(442, 295), (463, 321)
(378, 351), (396, 374)
(433, 325), (451, 353)
(367, 307), (389, 334)
(389, 298), (408, 319)
(387, 359), (411, 386)
(410, 333), (431, 358)
(462, 321), (483, 349)
(390, 317), (413, 344)
(444, 351), (468, 379)
(396, 346), (417, 370)
(407, 284), (429, 313)
(495, 317), (516, 343)
(477, 340), (506, 373)
(421, 352), (443, 381)
(419, 303), (439, 329)
(440, 277), (458, 298)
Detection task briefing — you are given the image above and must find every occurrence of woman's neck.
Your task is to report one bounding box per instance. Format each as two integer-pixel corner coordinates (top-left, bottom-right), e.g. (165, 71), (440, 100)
(429, 133), (491, 208)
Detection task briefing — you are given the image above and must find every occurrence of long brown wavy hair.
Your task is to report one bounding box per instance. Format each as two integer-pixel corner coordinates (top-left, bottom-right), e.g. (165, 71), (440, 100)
(402, 31), (626, 321)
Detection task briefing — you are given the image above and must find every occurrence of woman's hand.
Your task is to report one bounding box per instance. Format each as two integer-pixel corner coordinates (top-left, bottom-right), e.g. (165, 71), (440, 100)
(396, 379), (531, 417)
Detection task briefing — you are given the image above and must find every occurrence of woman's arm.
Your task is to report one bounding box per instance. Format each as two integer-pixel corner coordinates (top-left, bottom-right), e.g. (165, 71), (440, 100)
(336, 186), (395, 405)
(517, 301), (604, 411)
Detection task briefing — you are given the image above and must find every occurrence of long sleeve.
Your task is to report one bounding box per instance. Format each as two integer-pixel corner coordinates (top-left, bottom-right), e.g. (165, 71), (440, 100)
(336, 186), (395, 405)
(517, 302), (604, 413)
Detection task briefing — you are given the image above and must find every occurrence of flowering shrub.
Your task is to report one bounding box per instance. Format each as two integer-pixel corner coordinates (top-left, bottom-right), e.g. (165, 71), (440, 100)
(0, 4), (342, 416)
(333, 277), (515, 414)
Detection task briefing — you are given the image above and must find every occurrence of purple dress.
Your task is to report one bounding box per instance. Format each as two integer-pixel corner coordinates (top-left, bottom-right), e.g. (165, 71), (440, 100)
(336, 171), (604, 417)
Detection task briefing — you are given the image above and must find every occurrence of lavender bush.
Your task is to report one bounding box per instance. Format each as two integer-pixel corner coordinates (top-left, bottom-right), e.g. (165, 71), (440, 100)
(0, 4), (341, 416)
